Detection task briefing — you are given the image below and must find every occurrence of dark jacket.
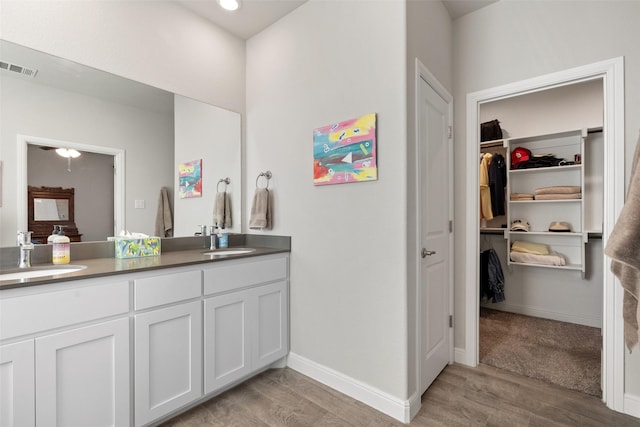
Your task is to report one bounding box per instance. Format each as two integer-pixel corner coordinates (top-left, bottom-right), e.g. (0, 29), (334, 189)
(489, 153), (507, 216)
(480, 248), (505, 303)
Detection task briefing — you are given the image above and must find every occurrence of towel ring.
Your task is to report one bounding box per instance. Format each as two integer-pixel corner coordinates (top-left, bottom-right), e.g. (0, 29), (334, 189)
(217, 177), (230, 192)
(256, 171), (272, 189)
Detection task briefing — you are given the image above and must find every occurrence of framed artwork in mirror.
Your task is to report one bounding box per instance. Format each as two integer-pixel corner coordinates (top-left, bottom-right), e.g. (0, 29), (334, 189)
(28, 186), (82, 243)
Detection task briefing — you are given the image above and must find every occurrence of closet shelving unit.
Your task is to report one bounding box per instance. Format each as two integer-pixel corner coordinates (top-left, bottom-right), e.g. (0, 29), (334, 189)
(481, 128), (588, 274)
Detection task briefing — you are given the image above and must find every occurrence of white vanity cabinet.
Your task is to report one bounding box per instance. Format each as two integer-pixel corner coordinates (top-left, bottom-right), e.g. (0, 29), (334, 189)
(0, 250), (290, 427)
(0, 278), (130, 427)
(35, 318), (130, 427)
(0, 340), (35, 427)
(133, 269), (202, 427)
(203, 255), (288, 394)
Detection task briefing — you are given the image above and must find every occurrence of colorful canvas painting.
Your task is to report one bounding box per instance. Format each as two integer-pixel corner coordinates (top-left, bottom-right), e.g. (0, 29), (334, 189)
(179, 159), (202, 198)
(313, 113), (377, 186)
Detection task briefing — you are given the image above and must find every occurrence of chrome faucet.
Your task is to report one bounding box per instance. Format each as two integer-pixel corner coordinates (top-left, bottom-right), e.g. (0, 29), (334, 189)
(195, 225), (208, 248)
(17, 231), (34, 269)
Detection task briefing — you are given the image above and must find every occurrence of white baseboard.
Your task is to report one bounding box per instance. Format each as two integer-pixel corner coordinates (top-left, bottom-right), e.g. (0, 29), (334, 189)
(286, 352), (414, 423)
(454, 346), (472, 366)
(625, 393), (640, 419)
(480, 302), (601, 328)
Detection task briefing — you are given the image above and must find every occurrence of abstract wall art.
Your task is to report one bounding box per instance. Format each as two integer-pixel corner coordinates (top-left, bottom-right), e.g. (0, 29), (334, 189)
(313, 113), (377, 186)
(179, 159), (202, 198)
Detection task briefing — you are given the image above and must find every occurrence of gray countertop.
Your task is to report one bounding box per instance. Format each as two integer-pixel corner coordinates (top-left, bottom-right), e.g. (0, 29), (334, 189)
(0, 235), (290, 290)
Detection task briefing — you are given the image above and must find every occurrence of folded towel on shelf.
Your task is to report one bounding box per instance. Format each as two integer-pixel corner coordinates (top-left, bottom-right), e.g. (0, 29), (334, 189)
(154, 187), (173, 237)
(535, 193), (581, 200)
(511, 240), (549, 255)
(510, 193), (534, 200)
(249, 188), (272, 230)
(510, 250), (566, 266)
(604, 133), (640, 351)
(214, 191), (232, 229)
(534, 185), (581, 195)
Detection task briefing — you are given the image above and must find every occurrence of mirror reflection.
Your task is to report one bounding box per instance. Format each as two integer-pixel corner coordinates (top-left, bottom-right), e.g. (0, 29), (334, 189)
(0, 39), (242, 247)
(34, 199), (69, 221)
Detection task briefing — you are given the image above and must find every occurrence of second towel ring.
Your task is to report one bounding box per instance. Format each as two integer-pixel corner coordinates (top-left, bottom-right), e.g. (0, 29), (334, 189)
(217, 177), (230, 192)
(256, 171), (272, 189)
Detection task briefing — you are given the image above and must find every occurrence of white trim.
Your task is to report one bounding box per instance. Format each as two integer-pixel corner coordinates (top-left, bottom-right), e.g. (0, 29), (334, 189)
(625, 393), (640, 419)
(454, 347), (467, 364)
(479, 303), (601, 328)
(286, 352), (414, 423)
(464, 58), (625, 412)
(407, 391), (421, 421)
(17, 134), (125, 237)
(414, 59), (455, 395)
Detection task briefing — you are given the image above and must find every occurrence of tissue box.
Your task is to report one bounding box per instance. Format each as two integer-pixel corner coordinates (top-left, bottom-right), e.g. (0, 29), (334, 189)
(110, 237), (161, 259)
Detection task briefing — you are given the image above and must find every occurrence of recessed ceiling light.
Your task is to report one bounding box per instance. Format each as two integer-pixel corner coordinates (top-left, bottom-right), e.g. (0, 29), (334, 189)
(217, 0), (240, 11)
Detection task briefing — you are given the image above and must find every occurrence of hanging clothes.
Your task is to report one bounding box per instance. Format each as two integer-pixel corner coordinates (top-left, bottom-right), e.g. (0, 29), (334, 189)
(489, 153), (507, 216)
(480, 153), (494, 220)
(480, 248), (505, 303)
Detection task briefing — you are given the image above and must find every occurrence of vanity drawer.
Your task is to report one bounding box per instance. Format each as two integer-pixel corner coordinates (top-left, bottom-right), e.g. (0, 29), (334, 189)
(134, 269), (202, 310)
(203, 255), (288, 295)
(0, 280), (129, 341)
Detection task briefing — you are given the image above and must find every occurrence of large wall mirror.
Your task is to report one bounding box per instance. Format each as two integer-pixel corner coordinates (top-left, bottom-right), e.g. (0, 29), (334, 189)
(0, 39), (242, 247)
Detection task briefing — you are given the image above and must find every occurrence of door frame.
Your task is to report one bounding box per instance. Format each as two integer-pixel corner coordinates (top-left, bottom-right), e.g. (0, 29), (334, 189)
(463, 57), (625, 411)
(415, 58), (454, 396)
(17, 134), (125, 238)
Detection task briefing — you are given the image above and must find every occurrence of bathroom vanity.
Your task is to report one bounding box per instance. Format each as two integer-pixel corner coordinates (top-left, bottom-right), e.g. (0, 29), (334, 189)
(0, 240), (289, 427)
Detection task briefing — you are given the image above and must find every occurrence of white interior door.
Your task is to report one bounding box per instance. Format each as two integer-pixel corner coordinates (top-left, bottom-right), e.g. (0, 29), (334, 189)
(418, 75), (452, 394)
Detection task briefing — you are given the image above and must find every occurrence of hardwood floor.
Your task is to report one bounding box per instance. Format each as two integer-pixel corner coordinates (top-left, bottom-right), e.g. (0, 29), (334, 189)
(161, 364), (640, 427)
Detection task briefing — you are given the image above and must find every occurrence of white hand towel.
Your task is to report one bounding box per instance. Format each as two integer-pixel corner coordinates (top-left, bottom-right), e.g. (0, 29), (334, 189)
(214, 191), (232, 229)
(249, 188), (272, 230)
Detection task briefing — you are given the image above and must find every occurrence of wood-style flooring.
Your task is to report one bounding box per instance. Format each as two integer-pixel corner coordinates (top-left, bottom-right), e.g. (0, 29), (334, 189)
(160, 364), (640, 426)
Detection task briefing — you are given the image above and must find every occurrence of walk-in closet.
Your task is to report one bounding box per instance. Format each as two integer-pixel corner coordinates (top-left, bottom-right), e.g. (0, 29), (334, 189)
(478, 79), (605, 396)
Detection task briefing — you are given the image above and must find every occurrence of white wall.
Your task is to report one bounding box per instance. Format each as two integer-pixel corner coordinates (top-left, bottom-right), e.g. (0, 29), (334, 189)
(453, 0), (640, 399)
(479, 79), (604, 139)
(246, 0), (408, 400)
(28, 146), (114, 242)
(0, 0), (245, 114)
(406, 0), (453, 402)
(0, 75), (173, 245)
(174, 95), (241, 237)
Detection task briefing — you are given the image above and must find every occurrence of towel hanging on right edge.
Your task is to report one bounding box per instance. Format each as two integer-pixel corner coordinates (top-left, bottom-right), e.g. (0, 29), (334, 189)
(605, 133), (640, 352)
(249, 188), (272, 230)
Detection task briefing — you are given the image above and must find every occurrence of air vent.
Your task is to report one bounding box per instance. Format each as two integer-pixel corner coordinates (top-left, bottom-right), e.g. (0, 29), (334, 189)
(0, 60), (38, 78)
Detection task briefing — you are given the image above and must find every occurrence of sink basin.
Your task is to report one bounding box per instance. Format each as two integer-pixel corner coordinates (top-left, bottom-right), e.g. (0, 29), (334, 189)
(0, 265), (87, 281)
(203, 248), (256, 257)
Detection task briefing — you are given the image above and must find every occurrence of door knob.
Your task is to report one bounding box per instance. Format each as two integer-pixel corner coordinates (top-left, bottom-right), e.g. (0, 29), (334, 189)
(421, 248), (436, 258)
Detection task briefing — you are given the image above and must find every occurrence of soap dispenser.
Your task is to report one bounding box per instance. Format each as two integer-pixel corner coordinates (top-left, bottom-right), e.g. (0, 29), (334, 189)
(52, 226), (70, 265)
(47, 225), (60, 244)
(218, 227), (228, 248)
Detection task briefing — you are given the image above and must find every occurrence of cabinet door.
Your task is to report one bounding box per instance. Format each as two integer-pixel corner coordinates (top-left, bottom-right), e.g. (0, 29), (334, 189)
(252, 281), (288, 370)
(204, 290), (251, 394)
(134, 301), (202, 427)
(35, 317), (130, 427)
(0, 340), (35, 427)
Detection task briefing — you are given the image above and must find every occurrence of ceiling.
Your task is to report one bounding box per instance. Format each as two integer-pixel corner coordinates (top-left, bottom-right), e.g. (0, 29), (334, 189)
(442, 0), (498, 20)
(176, 0), (497, 40)
(176, 0), (308, 40)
